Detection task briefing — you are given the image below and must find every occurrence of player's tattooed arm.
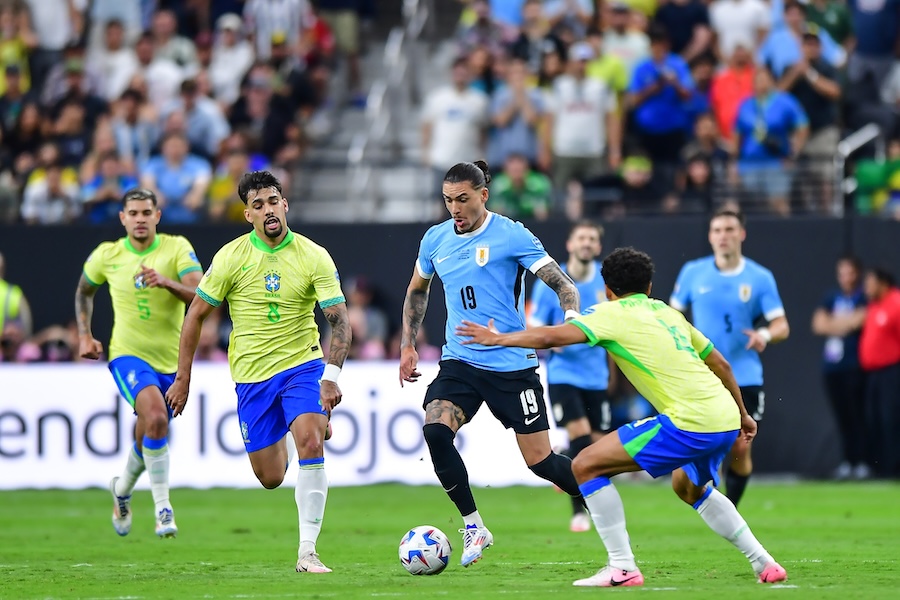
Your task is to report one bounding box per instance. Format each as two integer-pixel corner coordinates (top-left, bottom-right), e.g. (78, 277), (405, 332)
(401, 271), (433, 350)
(323, 302), (352, 368)
(535, 262), (579, 314)
(75, 273), (103, 359)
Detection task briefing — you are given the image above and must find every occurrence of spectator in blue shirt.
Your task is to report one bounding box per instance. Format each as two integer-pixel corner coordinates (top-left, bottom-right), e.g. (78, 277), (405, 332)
(139, 131), (212, 224)
(757, 1), (846, 78)
(627, 25), (695, 164)
(734, 66), (809, 215)
(487, 58), (544, 166)
(846, 0), (900, 91)
(82, 151), (138, 224)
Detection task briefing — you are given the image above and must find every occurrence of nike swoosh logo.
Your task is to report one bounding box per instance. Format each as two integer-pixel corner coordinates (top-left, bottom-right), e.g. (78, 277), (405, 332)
(436, 256), (452, 264)
(524, 415), (540, 426)
(610, 574), (640, 586)
(110, 265), (122, 270)
(241, 264), (257, 271)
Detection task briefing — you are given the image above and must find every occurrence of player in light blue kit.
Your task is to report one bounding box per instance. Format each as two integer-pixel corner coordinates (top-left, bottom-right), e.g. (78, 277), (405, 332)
(670, 210), (790, 506)
(529, 220), (611, 533)
(398, 160), (584, 568)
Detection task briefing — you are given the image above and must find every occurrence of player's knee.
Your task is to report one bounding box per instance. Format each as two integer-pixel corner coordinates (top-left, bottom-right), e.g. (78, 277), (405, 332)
(423, 423), (455, 451)
(571, 453), (591, 481)
(144, 411), (168, 438)
(257, 471), (285, 490)
(672, 475), (703, 505)
(294, 430), (324, 458)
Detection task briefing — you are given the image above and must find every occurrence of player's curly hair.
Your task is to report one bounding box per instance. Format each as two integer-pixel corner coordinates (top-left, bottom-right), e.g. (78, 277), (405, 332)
(601, 247), (655, 297)
(238, 170), (283, 204)
(121, 188), (157, 208)
(444, 160), (491, 189)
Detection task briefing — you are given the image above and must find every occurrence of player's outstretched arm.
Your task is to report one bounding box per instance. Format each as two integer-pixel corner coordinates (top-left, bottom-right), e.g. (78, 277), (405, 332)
(704, 348), (757, 442)
(321, 302), (351, 414)
(457, 320), (588, 349)
(534, 262), (579, 315)
(166, 295), (216, 417)
(74, 273), (103, 360)
(399, 268), (433, 386)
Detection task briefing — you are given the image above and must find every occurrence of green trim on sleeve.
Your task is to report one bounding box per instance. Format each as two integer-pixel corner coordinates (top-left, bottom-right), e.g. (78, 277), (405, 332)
(178, 266), (203, 278)
(699, 342), (714, 360)
(196, 288), (222, 307)
(82, 271), (100, 287)
(319, 296), (346, 309)
(570, 320), (600, 346)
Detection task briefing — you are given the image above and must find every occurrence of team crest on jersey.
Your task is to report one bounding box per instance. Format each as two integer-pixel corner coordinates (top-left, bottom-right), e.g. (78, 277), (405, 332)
(134, 274), (146, 290)
(475, 245), (490, 267)
(127, 371), (137, 388)
(240, 421), (250, 443)
(264, 271), (281, 293)
(739, 284), (752, 302)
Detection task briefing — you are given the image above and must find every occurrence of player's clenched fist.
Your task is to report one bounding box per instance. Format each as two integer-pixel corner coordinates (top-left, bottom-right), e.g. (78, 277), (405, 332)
(78, 336), (103, 360)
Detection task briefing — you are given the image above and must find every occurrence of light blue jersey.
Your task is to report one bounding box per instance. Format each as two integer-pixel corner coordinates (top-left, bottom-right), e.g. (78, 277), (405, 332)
(670, 256), (785, 387)
(417, 212), (554, 372)
(529, 262), (609, 390)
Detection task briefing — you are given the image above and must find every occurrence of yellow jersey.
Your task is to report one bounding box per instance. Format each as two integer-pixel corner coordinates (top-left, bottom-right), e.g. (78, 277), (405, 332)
(571, 294), (740, 433)
(196, 230), (345, 383)
(83, 234), (203, 373)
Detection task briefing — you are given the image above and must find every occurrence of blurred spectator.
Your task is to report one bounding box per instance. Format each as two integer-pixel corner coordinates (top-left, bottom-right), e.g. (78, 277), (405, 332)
(81, 151), (138, 224)
(0, 128), (15, 223)
(734, 66), (809, 215)
(209, 146), (253, 223)
(420, 57), (489, 195)
(387, 327), (440, 362)
(709, 41), (755, 143)
(112, 87), (159, 172)
(132, 31), (184, 108)
(653, 0), (713, 63)
(20, 161), (81, 224)
(152, 9), (198, 71)
(48, 57), (109, 131)
(684, 53), (715, 128)
(490, 153), (552, 220)
(846, 0), (899, 94)
(86, 0), (143, 53)
(468, 46), (499, 97)
(88, 20), (139, 102)
(7, 102), (44, 172)
(585, 28), (628, 97)
(228, 63), (297, 161)
(812, 256), (870, 480)
(806, 0), (853, 47)
(628, 26), (694, 165)
(0, 250), (32, 337)
(243, 0), (313, 62)
(41, 43), (105, 108)
(852, 139), (900, 218)
(162, 78), (230, 159)
(346, 276), (389, 360)
(0, 64), (36, 133)
(859, 267), (900, 478)
(509, 0), (566, 75)
(458, 0), (506, 56)
(758, 1), (846, 79)
(268, 33), (321, 123)
(0, 4), (33, 95)
(209, 13), (254, 107)
(32, 323), (77, 362)
(139, 131), (211, 224)
(488, 58), (543, 166)
(678, 151), (715, 212)
(0, 322), (33, 362)
(79, 120), (120, 182)
(544, 0), (594, 40)
(544, 41), (621, 200)
(681, 112), (731, 168)
(23, 0), (81, 93)
(196, 309), (229, 362)
(51, 101), (91, 167)
(318, 0), (365, 106)
(25, 141), (79, 188)
(709, 0), (770, 59)
(603, 2), (650, 77)
(489, 0), (528, 31)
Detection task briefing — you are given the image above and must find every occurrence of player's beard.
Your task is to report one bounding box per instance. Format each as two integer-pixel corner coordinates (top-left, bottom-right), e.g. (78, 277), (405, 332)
(263, 216), (283, 239)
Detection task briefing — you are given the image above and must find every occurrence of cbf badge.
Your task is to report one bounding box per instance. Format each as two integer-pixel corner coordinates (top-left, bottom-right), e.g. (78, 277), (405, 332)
(475, 245), (490, 267)
(739, 284), (752, 302)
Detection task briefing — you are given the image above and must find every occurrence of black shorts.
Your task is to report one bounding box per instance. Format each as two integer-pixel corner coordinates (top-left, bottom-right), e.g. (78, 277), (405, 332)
(741, 386), (765, 422)
(548, 384), (612, 432)
(424, 360), (549, 434)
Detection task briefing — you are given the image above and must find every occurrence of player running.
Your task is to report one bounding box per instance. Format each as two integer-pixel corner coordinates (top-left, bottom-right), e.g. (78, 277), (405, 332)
(399, 160), (584, 568)
(528, 220), (612, 533)
(670, 209), (790, 506)
(75, 188), (203, 538)
(165, 170), (351, 573)
(458, 247), (787, 587)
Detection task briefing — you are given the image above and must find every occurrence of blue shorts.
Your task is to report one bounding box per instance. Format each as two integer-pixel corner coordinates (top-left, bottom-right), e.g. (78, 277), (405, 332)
(618, 414), (738, 487)
(109, 356), (175, 417)
(235, 359), (326, 453)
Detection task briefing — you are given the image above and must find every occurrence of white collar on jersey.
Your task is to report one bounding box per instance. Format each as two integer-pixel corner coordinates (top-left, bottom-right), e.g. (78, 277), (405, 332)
(715, 257), (746, 277)
(455, 211), (493, 238)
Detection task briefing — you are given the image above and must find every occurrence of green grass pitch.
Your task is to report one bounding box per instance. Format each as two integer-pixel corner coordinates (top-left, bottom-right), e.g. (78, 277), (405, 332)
(1, 481), (898, 599)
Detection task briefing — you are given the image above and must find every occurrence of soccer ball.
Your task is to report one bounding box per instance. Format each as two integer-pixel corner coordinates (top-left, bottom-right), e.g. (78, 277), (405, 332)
(398, 525), (452, 575)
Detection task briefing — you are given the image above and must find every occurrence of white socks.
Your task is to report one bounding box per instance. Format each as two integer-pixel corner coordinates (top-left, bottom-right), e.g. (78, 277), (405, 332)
(115, 442), (146, 497)
(296, 458), (328, 557)
(142, 436), (171, 513)
(695, 488), (773, 573)
(463, 510), (485, 528)
(583, 480), (638, 572)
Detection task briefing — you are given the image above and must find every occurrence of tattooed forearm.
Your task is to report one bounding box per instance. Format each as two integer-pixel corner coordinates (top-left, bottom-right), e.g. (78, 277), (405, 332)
(424, 399), (467, 429)
(535, 262), (579, 313)
(323, 302), (352, 368)
(75, 274), (98, 337)
(401, 287), (429, 349)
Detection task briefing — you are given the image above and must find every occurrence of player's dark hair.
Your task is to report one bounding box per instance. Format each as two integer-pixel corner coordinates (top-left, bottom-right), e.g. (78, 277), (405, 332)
(569, 219), (604, 240)
(710, 208), (746, 228)
(238, 170), (283, 204)
(868, 267), (896, 288)
(444, 160), (492, 189)
(601, 247), (655, 297)
(838, 255), (862, 273)
(121, 188), (158, 208)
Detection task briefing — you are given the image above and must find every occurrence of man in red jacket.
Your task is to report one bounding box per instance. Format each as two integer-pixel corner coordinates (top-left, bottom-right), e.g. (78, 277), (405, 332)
(859, 268), (900, 478)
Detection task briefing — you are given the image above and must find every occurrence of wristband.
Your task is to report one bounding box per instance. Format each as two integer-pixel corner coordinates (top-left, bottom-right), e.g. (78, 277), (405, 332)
(564, 310), (581, 321)
(756, 327), (772, 343)
(321, 364), (341, 383)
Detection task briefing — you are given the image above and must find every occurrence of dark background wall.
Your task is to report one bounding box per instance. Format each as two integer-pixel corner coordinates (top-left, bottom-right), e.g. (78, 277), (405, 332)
(2, 217), (898, 477)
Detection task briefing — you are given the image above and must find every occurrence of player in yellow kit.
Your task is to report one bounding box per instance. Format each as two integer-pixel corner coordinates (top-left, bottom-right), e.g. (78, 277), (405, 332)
(457, 247), (787, 588)
(75, 188), (203, 539)
(165, 170), (351, 573)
